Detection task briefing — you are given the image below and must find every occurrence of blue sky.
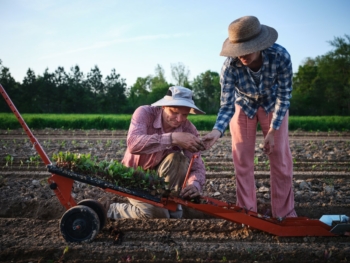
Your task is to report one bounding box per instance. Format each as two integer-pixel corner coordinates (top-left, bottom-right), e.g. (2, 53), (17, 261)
(1, 0), (349, 87)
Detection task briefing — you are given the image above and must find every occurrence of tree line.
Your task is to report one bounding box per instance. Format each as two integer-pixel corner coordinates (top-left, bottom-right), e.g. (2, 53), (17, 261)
(1, 35), (349, 116)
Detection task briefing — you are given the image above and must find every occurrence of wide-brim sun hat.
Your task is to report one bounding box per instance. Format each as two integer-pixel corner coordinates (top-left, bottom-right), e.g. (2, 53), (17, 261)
(151, 86), (205, 114)
(220, 16), (278, 58)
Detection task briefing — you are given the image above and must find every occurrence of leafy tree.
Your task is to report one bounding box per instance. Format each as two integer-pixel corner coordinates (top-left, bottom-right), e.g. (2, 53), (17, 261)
(53, 67), (70, 113)
(104, 69), (127, 113)
(148, 64), (170, 103)
(291, 58), (320, 115)
(191, 70), (221, 114)
(86, 65), (105, 112)
(152, 64), (167, 88)
(0, 60), (19, 112)
(316, 35), (350, 115)
(171, 62), (190, 87)
(126, 76), (152, 112)
(20, 68), (38, 112)
(67, 65), (92, 113)
(292, 35), (350, 115)
(36, 69), (56, 113)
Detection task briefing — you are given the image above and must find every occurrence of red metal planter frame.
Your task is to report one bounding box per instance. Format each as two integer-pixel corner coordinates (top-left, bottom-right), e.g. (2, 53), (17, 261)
(0, 83), (343, 237)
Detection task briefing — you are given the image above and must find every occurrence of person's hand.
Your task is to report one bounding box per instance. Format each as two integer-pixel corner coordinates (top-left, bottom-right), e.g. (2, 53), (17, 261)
(263, 128), (275, 155)
(172, 132), (205, 153)
(180, 184), (200, 199)
(201, 129), (221, 150)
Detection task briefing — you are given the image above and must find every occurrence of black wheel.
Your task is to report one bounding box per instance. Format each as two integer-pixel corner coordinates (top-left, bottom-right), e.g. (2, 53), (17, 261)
(78, 199), (107, 230)
(60, 205), (100, 243)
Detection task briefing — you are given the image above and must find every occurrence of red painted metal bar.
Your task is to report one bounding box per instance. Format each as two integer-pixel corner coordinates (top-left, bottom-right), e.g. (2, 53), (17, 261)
(182, 154), (198, 189)
(47, 175), (77, 209)
(168, 196), (335, 237)
(0, 84), (51, 165)
(105, 182), (335, 237)
(1, 84), (76, 209)
(100, 186), (335, 236)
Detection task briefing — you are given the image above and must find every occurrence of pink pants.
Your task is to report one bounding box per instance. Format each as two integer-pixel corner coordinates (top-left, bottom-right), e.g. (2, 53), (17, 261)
(230, 106), (297, 218)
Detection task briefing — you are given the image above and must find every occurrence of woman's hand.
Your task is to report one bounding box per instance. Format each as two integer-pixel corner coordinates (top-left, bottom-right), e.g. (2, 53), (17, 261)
(201, 129), (221, 150)
(263, 128), (275, 155)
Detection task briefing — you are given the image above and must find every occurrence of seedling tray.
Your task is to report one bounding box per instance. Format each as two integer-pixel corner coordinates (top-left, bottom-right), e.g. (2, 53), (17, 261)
(47, 164), (162, 203)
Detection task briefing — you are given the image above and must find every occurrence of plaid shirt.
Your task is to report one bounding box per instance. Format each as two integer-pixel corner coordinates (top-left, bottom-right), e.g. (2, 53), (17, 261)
(213, 43), (293, 134)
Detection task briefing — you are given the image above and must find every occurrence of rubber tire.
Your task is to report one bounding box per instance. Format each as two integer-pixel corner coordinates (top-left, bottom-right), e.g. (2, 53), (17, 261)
(77, 199), (107, 230)
(60, 205), (100, 243)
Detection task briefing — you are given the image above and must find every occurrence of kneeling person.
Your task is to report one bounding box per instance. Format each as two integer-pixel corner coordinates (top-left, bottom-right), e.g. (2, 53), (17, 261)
(106, 86), (206, 219)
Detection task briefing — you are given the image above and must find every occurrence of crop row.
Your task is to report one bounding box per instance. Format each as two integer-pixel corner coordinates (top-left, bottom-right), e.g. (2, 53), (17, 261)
(1, 113), (350, 131)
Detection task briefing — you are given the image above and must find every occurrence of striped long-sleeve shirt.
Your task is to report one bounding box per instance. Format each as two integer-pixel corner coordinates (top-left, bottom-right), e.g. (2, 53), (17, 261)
(122, 105), (206, 192)
(213, 43), (293, 135)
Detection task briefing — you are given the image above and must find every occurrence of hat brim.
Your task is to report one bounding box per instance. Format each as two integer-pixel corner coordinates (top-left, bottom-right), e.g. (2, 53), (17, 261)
(152, 97), (205, 115)
(220, 25), (278, 57)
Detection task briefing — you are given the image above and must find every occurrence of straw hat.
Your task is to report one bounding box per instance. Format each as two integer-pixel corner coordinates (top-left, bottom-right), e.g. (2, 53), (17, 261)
(152, 86), (205, 114)
(220, 16), (278, 57)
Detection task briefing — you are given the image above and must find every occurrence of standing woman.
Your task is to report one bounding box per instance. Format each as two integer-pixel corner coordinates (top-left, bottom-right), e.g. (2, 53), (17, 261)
(203, 16), (297, 218)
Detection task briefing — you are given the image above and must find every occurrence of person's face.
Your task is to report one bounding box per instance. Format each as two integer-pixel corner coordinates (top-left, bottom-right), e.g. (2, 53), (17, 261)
(162, 106), (190, 129)
(238, 51), (261, 67)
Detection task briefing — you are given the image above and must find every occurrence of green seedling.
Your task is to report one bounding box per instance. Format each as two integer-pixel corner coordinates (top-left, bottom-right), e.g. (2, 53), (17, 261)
(57, 246), (69, 262)
(150, 253), (156, 261)
(105, 140), (112, 147)
(4, 154), (14, 168)
(1, 140), (8, 148)
(60, 140), (66, 147)
(34, 156), (41, 168)
(52, 151), (168, 195)
(43, 140), (51, 148)
(26, 155), (40, 168)
(119, 139), (125, 147)
(175, 248), (181, 261)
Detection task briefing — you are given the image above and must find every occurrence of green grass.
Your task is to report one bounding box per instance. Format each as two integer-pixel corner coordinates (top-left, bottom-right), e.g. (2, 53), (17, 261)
(0, 113), (349, 131)
(0, 113), (132, 130)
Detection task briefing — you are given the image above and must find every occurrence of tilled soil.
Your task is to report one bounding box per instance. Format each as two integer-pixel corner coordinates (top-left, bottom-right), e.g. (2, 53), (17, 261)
(0, 128), (350, 263)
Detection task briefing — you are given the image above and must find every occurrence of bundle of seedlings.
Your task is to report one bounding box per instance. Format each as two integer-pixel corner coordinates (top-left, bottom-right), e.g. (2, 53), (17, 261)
(51, 151), (172, 196)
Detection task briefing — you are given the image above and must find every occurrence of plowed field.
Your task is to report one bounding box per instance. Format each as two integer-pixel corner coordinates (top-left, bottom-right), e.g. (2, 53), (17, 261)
(0, 129), (349, 263)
